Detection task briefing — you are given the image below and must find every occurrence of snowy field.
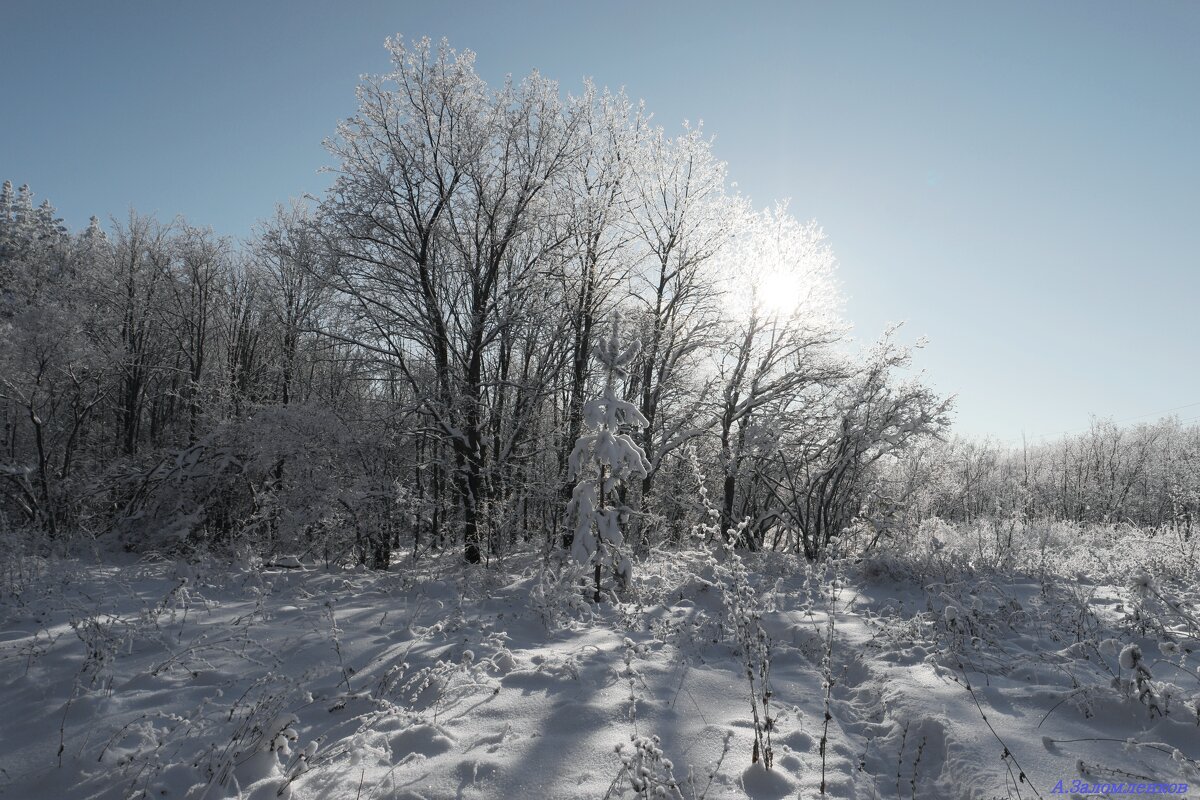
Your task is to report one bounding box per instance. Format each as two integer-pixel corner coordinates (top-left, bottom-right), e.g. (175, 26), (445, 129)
(2, 523), (1198, 800)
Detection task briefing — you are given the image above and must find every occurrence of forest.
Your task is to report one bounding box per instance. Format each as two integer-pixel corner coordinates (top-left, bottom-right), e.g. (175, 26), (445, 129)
(2, 36), (1198, 800)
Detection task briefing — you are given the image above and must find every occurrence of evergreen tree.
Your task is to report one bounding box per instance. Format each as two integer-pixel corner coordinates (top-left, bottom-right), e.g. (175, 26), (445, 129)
(567, 315), (651, 601)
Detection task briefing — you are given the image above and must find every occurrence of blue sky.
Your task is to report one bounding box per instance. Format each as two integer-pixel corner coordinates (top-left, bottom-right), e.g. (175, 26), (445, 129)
(3, 1), (1197, 443)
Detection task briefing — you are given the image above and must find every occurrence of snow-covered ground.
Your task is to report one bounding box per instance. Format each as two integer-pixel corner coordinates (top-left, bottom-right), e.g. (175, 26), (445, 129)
(2, 525), (1198, 799)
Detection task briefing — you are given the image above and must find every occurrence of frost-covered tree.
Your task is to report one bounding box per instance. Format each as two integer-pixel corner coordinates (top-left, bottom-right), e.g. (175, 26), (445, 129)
(0, 303), (107, 539)
(765, 330), (953, 558)
(567, 316), (651, 601)
(0, 183), (108, 539)
(713, 203), (847, 536)
(557, 83), (648, 503)
(0, 181), (71, 308)
(627, 124), (741, 506)
(252, 202), (331, 406)
(321, 36), (581, 564)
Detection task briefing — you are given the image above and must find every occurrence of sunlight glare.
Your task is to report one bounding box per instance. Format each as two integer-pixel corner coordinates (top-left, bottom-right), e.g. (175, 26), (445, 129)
(756, 268), (806, 316)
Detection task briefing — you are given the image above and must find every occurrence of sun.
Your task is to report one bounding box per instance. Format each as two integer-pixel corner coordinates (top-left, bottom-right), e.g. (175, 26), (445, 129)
(755, 268), (806, 316)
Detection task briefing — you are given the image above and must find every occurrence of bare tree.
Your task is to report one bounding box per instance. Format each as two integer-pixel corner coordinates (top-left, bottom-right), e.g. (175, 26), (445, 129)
(321, 37), (581, 562)
(626, 123), (740, 506)
(556, 84), (648, 505)
(766, 332), (952, 558)
(713, 204), (847, 534)
(254, 202), (332, 406)
(92, 213), (174, 456)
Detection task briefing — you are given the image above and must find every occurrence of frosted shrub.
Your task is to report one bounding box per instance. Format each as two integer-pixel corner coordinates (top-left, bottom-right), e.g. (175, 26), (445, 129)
(1124, 568), (1200, 644)
(687, 445), (723, 544)
(531, 559), (594, 630)
(712, 520), (774, 770)
(0, 524), (54, 604)
(874, 517), (1200, 591)
(1118, 644), (1163, 716)
(103, 405), (403, 567)
(608, 734), (684, 800)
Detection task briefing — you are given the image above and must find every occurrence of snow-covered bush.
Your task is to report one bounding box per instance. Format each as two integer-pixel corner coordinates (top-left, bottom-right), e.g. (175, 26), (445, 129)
(868, 517), (1200, 589)
(0, 522), (54, 605)
(709, 520), (775, 770)
(1117, 643), (1163, 716)
(608, 734), (684, 800)
(103, 404), (406, 567)
(567, 315), (651, 602)
(530, 559), (594, 630)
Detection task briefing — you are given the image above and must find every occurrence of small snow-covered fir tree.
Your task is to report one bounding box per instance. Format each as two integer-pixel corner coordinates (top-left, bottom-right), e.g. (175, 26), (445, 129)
(567, 315), (651, 602)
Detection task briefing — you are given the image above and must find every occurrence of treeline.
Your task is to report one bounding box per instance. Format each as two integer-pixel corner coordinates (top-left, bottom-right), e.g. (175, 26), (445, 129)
(1, 37), (974, 567)
(892, 418), (1200, 532)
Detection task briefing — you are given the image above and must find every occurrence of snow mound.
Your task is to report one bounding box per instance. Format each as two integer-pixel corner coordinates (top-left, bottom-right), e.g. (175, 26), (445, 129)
(741, 762), (796, 798)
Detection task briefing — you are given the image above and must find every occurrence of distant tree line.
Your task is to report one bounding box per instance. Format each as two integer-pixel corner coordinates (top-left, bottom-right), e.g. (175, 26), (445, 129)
(890, 418), (1200, 533)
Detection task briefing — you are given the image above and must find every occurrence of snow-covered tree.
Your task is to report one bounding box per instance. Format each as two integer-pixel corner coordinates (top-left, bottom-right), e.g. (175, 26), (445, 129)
(0, 181), (71, 308)
(567, 315), (651, 601)
(321, 36), (581, 564)
(713, 203), (848, 536)
(252, 202), (331, 406)
(766, 330), (953, 558)
(627, 123), (742, 506)
(557, 83), (648, 504)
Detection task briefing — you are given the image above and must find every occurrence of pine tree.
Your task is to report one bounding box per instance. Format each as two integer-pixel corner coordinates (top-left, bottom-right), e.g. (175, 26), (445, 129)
(0, 180), (13, 218)
(567, 315), (651, 602)
(0, 182), (69, 306)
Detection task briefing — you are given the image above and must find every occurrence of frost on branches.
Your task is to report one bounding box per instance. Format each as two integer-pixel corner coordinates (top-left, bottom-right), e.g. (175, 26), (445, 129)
(567, 315), (651, 602)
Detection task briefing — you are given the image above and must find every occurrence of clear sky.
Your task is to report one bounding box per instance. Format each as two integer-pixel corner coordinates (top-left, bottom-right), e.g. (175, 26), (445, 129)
(3, 1), (1197, 443)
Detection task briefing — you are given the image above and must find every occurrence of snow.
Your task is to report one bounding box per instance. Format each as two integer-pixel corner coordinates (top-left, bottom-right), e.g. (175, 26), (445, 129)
(1, 540), (1197, 799)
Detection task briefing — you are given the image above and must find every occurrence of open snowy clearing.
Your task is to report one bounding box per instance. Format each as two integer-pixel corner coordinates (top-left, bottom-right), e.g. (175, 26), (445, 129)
(2, 540), (1198, 800)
